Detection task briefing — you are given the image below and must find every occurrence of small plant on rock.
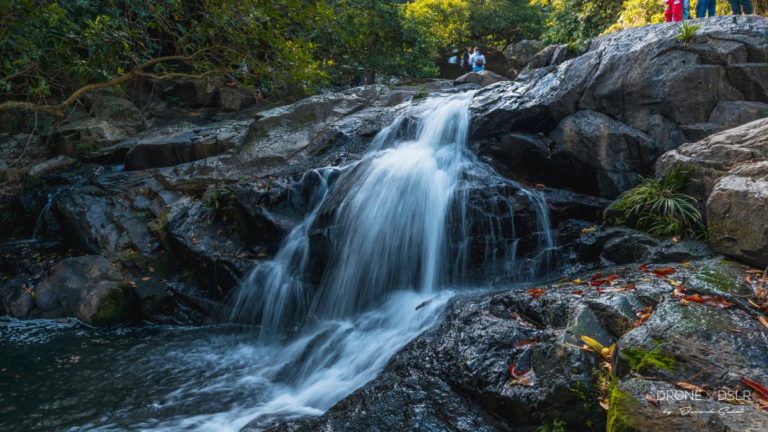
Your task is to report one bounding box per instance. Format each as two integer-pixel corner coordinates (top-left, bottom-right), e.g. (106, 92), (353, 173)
(606, 169), (703, 238)
(677, 22), (701, 44)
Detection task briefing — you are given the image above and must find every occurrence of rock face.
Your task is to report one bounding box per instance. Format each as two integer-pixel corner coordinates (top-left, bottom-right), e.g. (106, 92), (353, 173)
(472, 16), (768, 198)
(707, 161), (768, 268)
(502, 39), (545, 76)
(34, 255), (137, 325)
(657, 118), (768, 266)
(266, 258), (768, 432)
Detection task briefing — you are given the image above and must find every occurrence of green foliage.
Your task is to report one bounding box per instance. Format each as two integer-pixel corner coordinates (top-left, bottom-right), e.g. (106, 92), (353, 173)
(405, 0), (543, 50)
(677, 22), (701, 43)
(536, 419), (568, 432)
(606, 378), (640, 432)
(606, 169), (703, 238)
(604, 0), (665, 33)
(621, 345), (676, 374)
(530, 0), (623, 44)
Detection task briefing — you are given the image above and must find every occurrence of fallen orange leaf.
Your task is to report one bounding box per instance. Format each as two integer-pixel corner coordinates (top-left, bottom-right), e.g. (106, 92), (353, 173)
(653, 267), (676, 277)
(759, 316), (768, 330)
(742, 377), (768, 400)
(676, 382), (705, 394)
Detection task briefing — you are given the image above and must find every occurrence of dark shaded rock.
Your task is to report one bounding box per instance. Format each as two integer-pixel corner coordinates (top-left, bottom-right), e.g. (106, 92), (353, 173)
(217, 86), (257, 112)
(0, 273), (34, 318)
(707, 100), (768, 129)
(34, 255), (137, 325)
(502, 39), (545, 76)
(453, 71), (509, 88)
(543, 188), (610, 226)
(48, 118), (132, 156)
(565, 227), (713, 271)
(163, 77), (220, 107)
(84, 122), (197, 164)
(124, 120), (250, 170)
(164, 198), (256, 297)
(549, 110), (658, 197)
(707, 161), (768, 268)
(26, 155), (77, 178)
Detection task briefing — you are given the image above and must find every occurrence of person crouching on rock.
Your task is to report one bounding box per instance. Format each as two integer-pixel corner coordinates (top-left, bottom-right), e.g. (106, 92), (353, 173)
(665, 0), (683, 22)
(470, 47), (486, 73)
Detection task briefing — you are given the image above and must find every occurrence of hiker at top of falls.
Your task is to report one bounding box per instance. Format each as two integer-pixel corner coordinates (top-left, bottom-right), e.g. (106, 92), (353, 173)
(469, 47), (486, 73)
(665, 0), (683, 22)
(696, 0), (717, 17)
(729, 0), (754, 14)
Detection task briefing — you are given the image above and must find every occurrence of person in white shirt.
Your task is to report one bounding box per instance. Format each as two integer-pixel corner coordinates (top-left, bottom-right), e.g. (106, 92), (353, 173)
(469, 47), (486, 73)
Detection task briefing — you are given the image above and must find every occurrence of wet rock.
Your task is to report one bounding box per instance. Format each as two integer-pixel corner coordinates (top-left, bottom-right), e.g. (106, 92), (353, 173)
(123, 120), (250, 170)
(90, 95), (144, 130)
(268, 259), (767, 432)
(707, 161), (768, 268)
(0, 273), (35, 318)
(565, 227), (713, 271)
(53, 177), (160, 257)
(453, 71), (509, 88)
(34, 255), (137, 325)
(48, 117), (131, 156)
(524, 43), (580, 71)
(217, 86), (257, 112)
(84, 122), (197, 164)
(164, 198), (256, 297)
(26, 155), (77, 178)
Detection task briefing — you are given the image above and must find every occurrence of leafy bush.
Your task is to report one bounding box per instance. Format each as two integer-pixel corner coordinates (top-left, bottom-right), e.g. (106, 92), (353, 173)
(677, 22), (701, 43)
(606, 169), (703, 238)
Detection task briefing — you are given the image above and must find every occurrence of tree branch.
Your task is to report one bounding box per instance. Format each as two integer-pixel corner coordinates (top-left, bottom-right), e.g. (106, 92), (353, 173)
(0, 48), (228, 118)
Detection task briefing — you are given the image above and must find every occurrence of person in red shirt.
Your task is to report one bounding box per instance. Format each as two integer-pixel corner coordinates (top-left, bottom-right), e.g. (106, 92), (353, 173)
(665, 0), (684, 22)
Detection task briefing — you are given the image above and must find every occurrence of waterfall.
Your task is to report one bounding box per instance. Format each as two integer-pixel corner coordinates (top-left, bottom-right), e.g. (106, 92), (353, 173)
(232, 92), (554, 336)
(193, 92), (557, 430)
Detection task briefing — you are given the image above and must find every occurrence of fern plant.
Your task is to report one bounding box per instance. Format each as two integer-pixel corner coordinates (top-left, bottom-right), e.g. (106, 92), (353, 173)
(606, 169), (703, 238)
(677, 22), (701, 43)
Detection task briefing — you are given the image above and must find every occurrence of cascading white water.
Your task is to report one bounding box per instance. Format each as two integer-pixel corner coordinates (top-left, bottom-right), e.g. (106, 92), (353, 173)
(183, 91), (557, 430)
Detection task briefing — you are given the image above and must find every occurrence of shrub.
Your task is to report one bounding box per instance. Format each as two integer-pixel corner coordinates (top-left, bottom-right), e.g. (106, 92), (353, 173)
(606, 169), (703, 238)
(677, 22), (701, 43)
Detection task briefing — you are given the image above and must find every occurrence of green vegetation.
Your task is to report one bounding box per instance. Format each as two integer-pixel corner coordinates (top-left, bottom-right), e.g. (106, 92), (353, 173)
(1, 0), (767, 121)
(677, 22), (701, 43)
(621, 345), (676, 374)
(536, 419), (568, 432)
(606, 379), (640, 432)
(606, 169), (703, 238)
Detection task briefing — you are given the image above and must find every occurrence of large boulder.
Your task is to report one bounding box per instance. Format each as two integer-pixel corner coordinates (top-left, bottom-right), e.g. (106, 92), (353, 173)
(657, 117), (768, 198)
(123, 119), (250, 170)
(707, 161), (768, 268)
(471, 17), (768, 196)
(502, 39), (545, 76)
(34, 255), (137, 325)
(266, 259), (768, 432)
(549, 110), (658, 197)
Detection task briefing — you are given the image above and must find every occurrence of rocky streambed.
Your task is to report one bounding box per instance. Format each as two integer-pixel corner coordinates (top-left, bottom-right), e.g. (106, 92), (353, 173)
(1, 16), (768, 431)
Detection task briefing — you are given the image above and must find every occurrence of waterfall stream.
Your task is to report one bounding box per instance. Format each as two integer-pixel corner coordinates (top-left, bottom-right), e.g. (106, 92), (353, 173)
(0, 92), (555, 432)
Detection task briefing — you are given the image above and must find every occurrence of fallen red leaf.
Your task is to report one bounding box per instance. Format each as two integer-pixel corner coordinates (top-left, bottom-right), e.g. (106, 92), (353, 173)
(605, 274), (620, 282)
(590, 280), (604, 287)
(572, 289), (584, 296)
(639, 264), (650, 273)
(742, 377), (768, 400)
(702, 296), (733, 309)
(509, 363), (530, 379)
(676, 381), (705, 394)
(653, 267), (676, 277)
(514, 339), (539, 349)
(528, 288), (545, 299)
(624, 283), (636, 291)
(682, 294), (704, 303)
(591, 273), (603, 281)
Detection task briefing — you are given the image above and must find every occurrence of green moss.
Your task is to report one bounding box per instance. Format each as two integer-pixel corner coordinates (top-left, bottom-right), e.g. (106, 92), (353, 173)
(606, 380), (641, 432)
(696, 266), (738, 293)
(91, 287), (130, 326)
(621, 345), (676, 375)
(536, 419), (567, 432)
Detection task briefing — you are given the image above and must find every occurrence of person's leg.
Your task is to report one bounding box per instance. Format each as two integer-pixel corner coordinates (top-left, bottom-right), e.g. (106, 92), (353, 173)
(708, 0), (716, 16)
(666, 4), (673, 21)
(729, 0), (740, 14)
(696, 0), (706, 17)
(684, 0), (690, 19)
(743, 0), (754, 13)
(674, 3), (684, 20)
